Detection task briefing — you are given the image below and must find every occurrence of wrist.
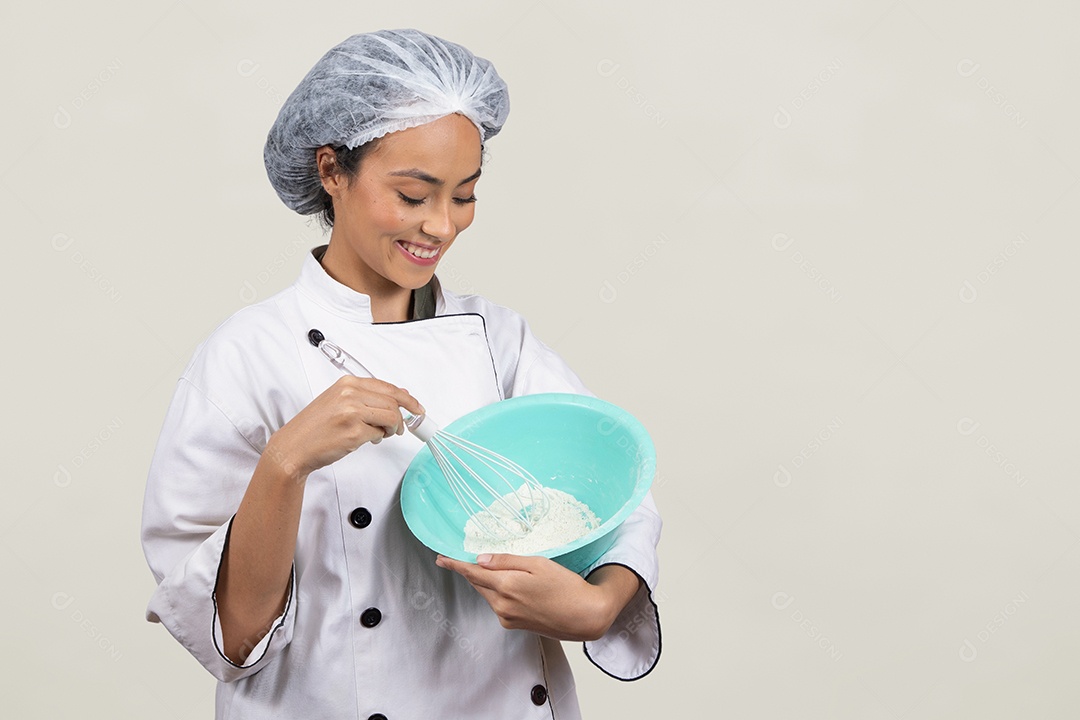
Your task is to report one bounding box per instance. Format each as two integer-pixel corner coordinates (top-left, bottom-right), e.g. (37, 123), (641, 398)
(586, 565), (642, 639)
(261, 434), (310, 484)
(574, 583), (620, 642)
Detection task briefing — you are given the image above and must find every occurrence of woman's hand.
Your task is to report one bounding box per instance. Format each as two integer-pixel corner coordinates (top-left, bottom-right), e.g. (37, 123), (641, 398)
(435, 554), (641, 642)
(218, 376), (421, 664)
(267, 376), (423, 479)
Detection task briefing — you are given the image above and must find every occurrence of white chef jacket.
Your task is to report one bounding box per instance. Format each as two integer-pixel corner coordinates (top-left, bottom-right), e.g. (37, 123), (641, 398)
(141, 245), (662, 719)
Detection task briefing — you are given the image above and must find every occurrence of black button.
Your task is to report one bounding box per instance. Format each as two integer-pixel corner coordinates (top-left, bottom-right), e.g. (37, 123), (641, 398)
(360, 607), (382, 628)
(368, 715), (387, 720)
(531, 684), (547, 705)
(349, 507), (372, 528)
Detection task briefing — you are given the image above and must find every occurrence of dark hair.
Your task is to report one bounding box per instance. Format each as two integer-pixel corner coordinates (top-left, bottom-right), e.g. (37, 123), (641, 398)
(315, 140), (382, 231)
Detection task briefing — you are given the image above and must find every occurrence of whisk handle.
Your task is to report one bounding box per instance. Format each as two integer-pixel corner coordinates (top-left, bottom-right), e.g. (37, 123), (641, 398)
(308, 330), (439, 444)
(401, 409), (440, 444)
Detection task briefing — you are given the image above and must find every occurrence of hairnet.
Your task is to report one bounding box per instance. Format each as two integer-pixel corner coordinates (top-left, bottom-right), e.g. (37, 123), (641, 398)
(263, 29), (510, 215)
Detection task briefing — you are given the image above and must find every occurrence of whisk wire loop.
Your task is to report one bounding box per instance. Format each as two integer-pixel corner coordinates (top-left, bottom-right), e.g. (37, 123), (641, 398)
(427, 431), (551, 540)
(307, 329), (553, 542)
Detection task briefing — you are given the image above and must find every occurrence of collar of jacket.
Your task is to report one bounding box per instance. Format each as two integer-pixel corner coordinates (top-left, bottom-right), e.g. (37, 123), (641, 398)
(297, 244), (440, 323)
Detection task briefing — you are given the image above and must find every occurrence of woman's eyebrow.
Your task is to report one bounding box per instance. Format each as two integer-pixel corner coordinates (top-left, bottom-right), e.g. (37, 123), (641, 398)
(458, 167), (482, 185)
(388, 167), (482, 186)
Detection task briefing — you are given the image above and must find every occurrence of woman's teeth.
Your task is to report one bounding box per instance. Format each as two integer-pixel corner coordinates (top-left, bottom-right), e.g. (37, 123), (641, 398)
(400, 241), (439, 259)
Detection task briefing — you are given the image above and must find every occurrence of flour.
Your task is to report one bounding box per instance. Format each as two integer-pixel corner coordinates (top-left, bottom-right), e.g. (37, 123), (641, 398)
(463, 484), (601, 555)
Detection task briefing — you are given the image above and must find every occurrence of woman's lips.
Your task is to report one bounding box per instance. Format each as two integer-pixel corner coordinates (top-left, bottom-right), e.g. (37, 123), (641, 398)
(396, 240), (441, 266)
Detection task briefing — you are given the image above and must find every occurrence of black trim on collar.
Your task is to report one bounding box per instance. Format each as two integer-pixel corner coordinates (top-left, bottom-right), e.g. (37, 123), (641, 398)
(386, 312), (503, 400)
(311, 243), (438, 322)
(310, 313), (504, 402)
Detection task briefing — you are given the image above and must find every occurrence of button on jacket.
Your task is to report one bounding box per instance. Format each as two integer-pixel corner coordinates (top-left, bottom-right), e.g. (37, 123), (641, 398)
(141, 246), (662, 719)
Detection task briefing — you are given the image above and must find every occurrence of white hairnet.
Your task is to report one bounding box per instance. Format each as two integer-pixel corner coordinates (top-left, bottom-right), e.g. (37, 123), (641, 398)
(263, 29), (510, 215)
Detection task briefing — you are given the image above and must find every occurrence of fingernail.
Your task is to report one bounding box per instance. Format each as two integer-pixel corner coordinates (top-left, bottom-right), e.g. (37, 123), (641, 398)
(476, 554), (492, 565)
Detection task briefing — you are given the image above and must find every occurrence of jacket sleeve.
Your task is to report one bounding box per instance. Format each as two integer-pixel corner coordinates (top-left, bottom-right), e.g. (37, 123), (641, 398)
(509, 322), (662, 681)
(141, 376), (297, 683)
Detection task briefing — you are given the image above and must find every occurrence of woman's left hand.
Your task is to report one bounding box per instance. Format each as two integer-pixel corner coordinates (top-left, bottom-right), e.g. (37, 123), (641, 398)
(435, 554), (640, 642)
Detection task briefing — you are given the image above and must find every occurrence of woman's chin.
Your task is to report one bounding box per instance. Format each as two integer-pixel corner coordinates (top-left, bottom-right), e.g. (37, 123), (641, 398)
(392, 267), (437, 290)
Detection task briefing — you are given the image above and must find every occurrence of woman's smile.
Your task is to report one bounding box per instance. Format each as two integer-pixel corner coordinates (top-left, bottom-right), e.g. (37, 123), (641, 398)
(396, 239), (442, 265)
(315, 113), (483, 321)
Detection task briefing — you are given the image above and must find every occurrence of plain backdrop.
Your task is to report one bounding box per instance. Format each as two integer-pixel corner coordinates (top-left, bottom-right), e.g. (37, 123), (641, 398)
(3, 0), (1078, 717)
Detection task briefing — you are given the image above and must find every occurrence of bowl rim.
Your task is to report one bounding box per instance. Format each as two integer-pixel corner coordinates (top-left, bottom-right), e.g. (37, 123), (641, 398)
(399, 392), (656, 564)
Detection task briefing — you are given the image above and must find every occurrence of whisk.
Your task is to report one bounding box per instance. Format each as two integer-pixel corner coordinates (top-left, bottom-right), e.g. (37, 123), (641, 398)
(306, 329), (550, 539)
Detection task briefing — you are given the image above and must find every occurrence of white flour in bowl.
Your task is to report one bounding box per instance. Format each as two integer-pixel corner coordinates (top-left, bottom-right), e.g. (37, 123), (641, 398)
(463, 484), (601, 555)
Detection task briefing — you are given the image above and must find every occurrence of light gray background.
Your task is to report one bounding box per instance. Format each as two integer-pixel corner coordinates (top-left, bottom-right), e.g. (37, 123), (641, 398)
(4, 1), (1077, 717)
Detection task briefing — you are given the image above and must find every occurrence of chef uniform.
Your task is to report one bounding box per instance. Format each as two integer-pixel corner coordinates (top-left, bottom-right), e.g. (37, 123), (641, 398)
(141, 245), (662, 719)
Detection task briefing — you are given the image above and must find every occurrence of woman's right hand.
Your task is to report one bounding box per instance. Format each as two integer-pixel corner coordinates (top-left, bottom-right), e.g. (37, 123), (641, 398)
(265, 376), (423, 479)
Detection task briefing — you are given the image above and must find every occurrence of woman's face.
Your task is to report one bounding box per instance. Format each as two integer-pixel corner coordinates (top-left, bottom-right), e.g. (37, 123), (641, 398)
(320, 113), (483, 293)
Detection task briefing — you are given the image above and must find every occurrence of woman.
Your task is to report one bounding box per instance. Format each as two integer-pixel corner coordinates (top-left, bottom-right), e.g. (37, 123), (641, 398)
(141, 29), (661, 719)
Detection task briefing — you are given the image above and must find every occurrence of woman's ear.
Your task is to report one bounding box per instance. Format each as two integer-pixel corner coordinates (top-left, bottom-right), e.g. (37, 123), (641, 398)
(315, 145), (343, 197)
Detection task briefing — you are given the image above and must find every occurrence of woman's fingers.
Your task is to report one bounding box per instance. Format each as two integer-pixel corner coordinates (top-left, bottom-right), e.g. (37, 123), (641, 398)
(436, 556), (503, 592)
(394, 387), (425, 416)
(337, 377), (424, 421)
(276, 375), (426, 474)
(339, 376), (423, 413)
(332, 377), (415, 437)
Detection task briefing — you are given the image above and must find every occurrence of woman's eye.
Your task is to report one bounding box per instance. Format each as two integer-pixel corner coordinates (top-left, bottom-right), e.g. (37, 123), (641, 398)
(397, 192), (476, 206)
(397, 191), (425, 205)
(397, 192), (425, 206)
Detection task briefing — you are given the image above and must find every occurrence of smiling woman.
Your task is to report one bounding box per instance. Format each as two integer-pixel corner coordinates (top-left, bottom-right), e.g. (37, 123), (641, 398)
(140, 28), (662, 720)
(316, 114), (484, 322)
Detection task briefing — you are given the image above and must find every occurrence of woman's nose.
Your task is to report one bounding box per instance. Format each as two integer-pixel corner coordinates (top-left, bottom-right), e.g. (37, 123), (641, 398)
(421, 201), (455, 240)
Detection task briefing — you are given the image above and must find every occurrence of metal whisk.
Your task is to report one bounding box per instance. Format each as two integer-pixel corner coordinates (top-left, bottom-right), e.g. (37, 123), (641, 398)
(307, 329), (550, 539)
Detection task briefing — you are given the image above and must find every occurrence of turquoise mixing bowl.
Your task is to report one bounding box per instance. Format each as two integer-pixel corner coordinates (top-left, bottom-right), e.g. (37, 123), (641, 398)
(400, 392), (656, 574)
